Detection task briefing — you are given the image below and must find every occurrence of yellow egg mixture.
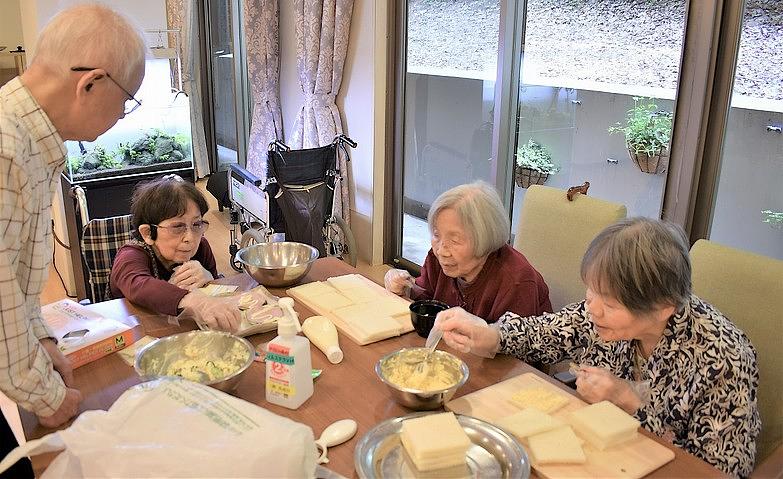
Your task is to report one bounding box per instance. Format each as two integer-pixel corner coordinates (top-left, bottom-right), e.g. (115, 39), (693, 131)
(382, 350), (462, 391)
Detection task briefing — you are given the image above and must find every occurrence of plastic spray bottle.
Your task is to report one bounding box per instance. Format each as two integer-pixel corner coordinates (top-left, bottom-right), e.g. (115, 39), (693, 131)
(265, 297), (314, 409)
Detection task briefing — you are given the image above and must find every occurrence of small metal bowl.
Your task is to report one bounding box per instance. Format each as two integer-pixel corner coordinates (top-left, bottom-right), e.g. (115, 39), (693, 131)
(134, 330), (254, 393)
(375, 347), (469, 410)
(236, 241), (319, 287)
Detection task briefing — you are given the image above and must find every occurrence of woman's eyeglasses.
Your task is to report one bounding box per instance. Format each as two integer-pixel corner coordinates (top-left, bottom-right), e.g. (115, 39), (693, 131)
(70, 66), (142, 115)
(153, 220), (210, 236)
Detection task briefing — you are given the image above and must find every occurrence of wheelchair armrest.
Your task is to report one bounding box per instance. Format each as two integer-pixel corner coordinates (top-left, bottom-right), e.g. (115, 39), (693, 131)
(228, 163), (263, 187)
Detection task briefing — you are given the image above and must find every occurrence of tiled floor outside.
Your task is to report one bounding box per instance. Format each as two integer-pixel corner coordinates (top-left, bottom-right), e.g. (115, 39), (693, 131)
(402, 214), (430, 266)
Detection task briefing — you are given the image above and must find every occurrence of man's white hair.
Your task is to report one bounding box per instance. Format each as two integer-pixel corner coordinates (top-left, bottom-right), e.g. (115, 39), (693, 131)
(32, 4), (146, 86)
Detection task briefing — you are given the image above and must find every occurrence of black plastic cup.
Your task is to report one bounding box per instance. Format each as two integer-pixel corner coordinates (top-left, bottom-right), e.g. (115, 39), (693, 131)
(409, 299), (450, 338)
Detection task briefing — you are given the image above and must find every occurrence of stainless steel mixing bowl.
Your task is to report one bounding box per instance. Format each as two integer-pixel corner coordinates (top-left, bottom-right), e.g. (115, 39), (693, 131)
(375, 347), (469, 410)
(134, 330), (254, 393)
(236, 241), (319, 287)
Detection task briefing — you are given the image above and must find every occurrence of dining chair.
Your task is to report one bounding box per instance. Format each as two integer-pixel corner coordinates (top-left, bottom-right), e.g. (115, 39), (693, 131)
(80, 214), (135, 303)
(513, 184), (627, 310)
(690, 239), (783, 470)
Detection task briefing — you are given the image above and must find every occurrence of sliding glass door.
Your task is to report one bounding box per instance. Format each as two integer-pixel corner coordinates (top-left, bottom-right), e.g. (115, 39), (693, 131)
(708, 4), (782, 259)
(204, 0), (249, 171)
(509, 1), (687, 235)
(395, 0), (502, 267)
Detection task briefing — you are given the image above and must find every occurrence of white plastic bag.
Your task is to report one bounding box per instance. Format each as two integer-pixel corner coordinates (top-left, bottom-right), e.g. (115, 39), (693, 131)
(0, 378), (317, 478)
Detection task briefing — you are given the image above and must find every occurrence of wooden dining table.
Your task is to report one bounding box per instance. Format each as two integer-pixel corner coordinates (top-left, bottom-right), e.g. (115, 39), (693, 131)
(21, 257), (723, 478)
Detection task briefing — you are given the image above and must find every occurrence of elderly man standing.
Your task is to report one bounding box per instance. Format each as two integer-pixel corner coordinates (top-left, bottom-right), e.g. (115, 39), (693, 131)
(0, 5), (146, 476)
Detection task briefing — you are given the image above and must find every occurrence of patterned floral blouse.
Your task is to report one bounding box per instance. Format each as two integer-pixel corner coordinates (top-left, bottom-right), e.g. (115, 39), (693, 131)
(497, 295), (760, 478)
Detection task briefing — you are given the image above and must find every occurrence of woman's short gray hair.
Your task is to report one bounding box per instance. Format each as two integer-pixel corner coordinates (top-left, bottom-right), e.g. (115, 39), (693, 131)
(580, 217), (692, 313)
(32, 4), (146, 86)
(428, 181), (510, 258)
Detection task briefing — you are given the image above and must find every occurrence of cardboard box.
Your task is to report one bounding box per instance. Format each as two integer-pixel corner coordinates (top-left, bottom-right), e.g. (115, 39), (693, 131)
(41, 299), (144, 369)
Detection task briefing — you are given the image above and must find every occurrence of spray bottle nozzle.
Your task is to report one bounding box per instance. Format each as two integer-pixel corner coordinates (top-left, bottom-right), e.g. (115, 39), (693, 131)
(277, 297), (301, 335)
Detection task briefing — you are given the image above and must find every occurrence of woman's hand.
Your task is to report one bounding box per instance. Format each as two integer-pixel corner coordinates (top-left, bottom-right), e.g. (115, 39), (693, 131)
(575, 365), (644, 414)
(169, 260), (214, 291)
(434, 307), (500, 358)
(384, 269), (414, 296)
(178, 291), (242, 333)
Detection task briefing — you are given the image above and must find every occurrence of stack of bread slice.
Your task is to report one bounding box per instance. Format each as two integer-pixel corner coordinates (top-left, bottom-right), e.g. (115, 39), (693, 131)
(400, 412), (471, 472)
(568, 400), (640, 450)
(287, 274), (412, 344)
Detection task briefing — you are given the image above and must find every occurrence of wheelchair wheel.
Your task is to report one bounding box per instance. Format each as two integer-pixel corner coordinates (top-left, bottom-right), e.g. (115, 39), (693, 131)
(324, 216), (358, 267)
(231, 226), (270, 271)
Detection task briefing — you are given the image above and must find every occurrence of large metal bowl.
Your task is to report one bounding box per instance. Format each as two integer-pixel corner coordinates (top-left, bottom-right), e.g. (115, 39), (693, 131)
(134, 330), (254, 393)
(375, 347), (469, 410)
(236, 241), (319, 287)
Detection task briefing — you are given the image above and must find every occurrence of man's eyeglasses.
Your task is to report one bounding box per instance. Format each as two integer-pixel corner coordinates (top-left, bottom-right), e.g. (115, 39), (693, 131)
(71, 67), (142, 115)
(152, 220), (210, 237)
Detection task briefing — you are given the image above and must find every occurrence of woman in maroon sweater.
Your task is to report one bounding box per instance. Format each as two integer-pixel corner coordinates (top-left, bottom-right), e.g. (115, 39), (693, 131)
(385, 182), (552, 322)
(109, 175), (240, 332)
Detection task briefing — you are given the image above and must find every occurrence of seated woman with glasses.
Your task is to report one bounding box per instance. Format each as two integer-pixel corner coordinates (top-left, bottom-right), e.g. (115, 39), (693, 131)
(109, 175), (241, 332)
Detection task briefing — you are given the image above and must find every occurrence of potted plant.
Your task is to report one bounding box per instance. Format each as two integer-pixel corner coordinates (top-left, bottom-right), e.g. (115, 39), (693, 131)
(609, 97), (673, 174)
(515, 139), (559, 188)
(762, 210), (783, 229)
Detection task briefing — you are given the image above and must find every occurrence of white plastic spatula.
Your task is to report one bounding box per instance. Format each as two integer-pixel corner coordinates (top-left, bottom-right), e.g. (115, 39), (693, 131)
(315, 419), (358, 464)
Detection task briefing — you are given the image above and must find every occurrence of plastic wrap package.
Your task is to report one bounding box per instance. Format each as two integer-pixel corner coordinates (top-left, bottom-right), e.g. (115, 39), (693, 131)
(0, 378), (317, 478)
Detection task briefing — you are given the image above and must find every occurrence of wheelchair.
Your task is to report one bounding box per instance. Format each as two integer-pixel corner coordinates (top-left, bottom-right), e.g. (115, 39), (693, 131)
(227, 135), (358, 270)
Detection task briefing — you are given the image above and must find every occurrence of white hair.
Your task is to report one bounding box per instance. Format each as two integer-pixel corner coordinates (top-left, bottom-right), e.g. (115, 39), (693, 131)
(428, 181), (510, 258)
(32, 4), (146, 86)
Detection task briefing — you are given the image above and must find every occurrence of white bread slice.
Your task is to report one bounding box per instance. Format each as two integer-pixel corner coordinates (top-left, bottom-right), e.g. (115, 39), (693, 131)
(496, 408), (564, 441)
(527, 426), (586, 465)
(568, 400), (640, 450)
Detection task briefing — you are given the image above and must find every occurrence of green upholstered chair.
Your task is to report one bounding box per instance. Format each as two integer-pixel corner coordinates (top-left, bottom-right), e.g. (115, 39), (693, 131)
(690, 239), (783, 467)
(513, 185), (627, 310)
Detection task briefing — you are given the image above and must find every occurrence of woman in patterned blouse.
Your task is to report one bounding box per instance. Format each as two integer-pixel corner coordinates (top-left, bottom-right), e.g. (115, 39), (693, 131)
(436, 217), (760, 477)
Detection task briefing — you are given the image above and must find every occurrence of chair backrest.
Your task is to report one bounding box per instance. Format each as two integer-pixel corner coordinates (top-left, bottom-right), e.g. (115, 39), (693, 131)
(80, 214), (134, 303)
(513, 185), (627, 310)
(690, 239), (783, 462)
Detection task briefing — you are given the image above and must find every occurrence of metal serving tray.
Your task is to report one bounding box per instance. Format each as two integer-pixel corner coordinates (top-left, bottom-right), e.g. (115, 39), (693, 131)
(354, 413), (530, 479)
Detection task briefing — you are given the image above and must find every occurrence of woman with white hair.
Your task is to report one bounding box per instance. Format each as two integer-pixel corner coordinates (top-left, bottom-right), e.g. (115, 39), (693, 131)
(385, 181), (552, 322)
(435, 218), (760, 477)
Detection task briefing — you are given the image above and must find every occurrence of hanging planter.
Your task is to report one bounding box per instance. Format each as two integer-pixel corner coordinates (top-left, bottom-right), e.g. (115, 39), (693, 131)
(515, 166), (550, 188)
(609, 97), (673, 175)
(514, 139), (559, 188)
(628, 147), (669, 175)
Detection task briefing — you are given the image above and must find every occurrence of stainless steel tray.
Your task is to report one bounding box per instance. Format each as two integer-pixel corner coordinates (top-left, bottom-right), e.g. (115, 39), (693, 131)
(354, 413), (530, 479)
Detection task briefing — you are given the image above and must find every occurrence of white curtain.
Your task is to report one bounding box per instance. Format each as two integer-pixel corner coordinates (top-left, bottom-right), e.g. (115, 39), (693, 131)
(181, 0), (210, 178)
(289, 0), (355, 225)
(244, 0), (284, 180)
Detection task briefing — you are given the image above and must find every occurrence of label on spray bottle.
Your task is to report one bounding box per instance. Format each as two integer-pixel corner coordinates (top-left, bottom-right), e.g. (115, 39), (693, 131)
(266, 343), (296, 398)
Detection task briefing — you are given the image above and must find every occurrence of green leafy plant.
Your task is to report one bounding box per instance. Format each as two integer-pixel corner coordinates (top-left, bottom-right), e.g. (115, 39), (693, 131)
(66, 155), (83, 172)
(762, 210), (783, 228)
(515, 139), (559, 175)
(94, 146), (122, 170)
(608, 97), (673, 156)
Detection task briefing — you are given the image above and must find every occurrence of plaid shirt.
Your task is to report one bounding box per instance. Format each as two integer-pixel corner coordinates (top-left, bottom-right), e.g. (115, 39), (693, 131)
(0, 77), (68, 416)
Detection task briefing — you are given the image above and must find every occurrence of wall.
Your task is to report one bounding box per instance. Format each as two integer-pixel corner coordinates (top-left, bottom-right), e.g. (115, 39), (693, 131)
(20, 0), (166, 61)
(278, 0), (387, 264)
(0, 0), (24, 71)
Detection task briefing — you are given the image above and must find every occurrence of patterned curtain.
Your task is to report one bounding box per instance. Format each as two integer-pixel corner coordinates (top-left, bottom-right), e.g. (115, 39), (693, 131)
(289, 0), (355, 225)
(243, 0), (284, 180)
(166, 0), (210, 178)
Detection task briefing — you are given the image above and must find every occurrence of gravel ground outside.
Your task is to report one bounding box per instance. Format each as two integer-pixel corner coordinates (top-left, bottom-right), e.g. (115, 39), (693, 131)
(408, 0), (783, 101)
